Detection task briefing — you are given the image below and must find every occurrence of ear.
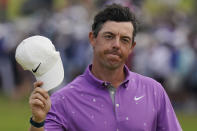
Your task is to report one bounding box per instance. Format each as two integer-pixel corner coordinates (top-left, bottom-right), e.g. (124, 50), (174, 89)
(89, 32), (96, 47)
(129, 41), (136, 53)
(131, 41), (136, 49)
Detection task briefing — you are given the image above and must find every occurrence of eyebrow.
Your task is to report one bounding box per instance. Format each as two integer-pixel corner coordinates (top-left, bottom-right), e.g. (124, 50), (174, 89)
(102, 32), (114, 36)
(121, 36), (132, 41)
(102, 31), (132, 41)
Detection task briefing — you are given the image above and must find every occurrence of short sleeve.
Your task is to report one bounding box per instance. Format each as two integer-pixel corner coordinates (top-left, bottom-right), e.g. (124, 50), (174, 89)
(156, 84), (182, 131)
(44, 93), (68, 131)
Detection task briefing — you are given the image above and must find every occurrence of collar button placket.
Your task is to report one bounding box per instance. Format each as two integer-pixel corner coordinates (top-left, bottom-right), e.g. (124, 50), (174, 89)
(114, 86), (121, 122)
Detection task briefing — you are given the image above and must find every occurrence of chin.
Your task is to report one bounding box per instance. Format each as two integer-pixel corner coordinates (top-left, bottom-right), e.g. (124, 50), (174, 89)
(104, 62), (122, 70)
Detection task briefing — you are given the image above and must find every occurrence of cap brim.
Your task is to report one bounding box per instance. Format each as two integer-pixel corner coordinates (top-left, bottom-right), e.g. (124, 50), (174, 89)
(36, 56), (64, 91)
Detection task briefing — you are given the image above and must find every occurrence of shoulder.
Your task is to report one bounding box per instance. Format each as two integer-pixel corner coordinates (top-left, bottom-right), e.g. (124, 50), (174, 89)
(130, 72), (160, 86)
(50, 74), (87, 102)
(129, 71), (165, 93)
(54, 74), (86, 92)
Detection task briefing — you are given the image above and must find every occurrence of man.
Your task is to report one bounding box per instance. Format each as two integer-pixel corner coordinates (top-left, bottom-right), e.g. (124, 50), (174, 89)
(29, 4), (182, 131)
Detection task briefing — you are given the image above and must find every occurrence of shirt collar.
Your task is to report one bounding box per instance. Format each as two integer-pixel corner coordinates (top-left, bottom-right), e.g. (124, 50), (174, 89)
(84, 64), (130, 89)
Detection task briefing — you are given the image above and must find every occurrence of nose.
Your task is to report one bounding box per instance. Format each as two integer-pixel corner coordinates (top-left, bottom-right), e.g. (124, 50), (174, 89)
(112, 37), (120, 49)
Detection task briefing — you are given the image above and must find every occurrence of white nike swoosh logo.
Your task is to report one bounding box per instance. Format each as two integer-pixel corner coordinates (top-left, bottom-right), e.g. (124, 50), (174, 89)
(134, 95), (144, 101)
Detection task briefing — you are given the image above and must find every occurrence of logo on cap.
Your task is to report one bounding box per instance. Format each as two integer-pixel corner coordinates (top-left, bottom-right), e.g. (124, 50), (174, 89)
(32, 63), (41, 73)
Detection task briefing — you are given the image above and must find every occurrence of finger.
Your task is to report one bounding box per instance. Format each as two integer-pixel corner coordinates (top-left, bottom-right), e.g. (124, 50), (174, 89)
(30, 99), (45, 108)
(31, 93), (47, 106)
(33, 87), (49, 99)
(33, 81), (43, 88)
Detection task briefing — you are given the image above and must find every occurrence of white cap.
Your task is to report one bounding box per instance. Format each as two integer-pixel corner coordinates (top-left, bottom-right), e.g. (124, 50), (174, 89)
(15, 35), (64, 91)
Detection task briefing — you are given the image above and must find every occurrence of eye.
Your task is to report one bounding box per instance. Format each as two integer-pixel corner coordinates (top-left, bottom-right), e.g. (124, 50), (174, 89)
(104, 34), (113, 40)
(121, 38), (130, 44)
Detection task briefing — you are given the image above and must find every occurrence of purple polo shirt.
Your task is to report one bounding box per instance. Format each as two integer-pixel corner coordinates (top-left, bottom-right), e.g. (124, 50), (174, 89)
(45, 65), (182, 131)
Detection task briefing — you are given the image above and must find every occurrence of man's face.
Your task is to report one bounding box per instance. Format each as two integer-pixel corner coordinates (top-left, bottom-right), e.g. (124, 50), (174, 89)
(89, 21), (135, 70)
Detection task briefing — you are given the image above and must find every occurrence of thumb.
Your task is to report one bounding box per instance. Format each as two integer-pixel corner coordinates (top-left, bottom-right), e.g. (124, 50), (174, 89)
(33, 81), (43, 89)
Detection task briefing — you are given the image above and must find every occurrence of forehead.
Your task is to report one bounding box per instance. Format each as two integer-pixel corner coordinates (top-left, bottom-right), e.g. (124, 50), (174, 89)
(99, 21), (134, 37)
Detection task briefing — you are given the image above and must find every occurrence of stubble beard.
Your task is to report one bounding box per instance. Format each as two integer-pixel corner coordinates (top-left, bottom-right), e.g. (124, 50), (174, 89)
(94, 49), (126, 71)
(100, 55), (124, 70)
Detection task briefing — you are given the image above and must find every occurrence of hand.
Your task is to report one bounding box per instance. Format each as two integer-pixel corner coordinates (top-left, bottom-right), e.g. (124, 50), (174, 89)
(29, 81), (51, 122)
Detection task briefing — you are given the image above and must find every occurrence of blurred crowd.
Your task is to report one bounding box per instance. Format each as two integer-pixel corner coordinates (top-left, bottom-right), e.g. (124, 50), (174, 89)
(0, 0), (197, 112)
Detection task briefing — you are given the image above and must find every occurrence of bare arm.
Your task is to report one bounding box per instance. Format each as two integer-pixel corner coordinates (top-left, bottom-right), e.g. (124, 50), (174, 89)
(29, 126), (44, 131)
(29, 82), (51, 131)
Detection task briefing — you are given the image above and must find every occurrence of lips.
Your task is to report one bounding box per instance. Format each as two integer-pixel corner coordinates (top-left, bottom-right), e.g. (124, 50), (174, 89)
(104, 50), (122, 57)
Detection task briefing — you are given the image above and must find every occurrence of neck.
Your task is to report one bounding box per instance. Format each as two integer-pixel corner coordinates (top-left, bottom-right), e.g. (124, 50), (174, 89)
(91, 63), (125, 88)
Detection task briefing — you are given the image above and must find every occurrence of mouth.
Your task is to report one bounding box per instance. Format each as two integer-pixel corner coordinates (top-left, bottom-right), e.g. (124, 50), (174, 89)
(107, 53), (120, 58)
(105, 50), (121, 58)
(105, 52), (122, 62)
